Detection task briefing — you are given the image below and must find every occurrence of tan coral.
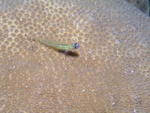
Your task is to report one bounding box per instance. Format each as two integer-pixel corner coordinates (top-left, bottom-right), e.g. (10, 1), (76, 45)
(0, 0), (150, 112)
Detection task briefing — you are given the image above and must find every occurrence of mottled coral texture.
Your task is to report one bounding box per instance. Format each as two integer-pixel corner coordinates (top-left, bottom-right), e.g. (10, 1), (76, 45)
(0, 0), (150, 112)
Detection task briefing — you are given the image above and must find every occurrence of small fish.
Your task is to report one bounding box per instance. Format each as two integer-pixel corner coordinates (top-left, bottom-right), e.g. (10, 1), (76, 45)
(35, 38), (80, 51)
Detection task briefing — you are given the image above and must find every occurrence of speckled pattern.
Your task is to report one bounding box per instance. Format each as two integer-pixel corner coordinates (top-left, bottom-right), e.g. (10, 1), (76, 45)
(126, 0), (150, 16)
(0, 0), (150, 112)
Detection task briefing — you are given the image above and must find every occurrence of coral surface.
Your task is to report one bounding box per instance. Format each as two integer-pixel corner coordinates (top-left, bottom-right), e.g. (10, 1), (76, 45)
(0, 0), (150, 112)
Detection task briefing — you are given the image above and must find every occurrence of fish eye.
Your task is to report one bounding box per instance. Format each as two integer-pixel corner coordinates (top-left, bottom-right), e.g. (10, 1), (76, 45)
(74, 43), (80, 49)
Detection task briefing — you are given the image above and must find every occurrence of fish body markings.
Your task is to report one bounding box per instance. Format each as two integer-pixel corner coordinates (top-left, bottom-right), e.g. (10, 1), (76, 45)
(35, 38), (80, 51)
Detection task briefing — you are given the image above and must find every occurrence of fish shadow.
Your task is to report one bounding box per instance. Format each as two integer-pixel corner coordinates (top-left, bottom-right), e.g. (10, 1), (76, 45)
(58, 50), (79, 57)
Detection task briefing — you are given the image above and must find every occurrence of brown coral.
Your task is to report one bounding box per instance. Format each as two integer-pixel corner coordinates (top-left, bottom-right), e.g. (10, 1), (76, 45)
(0, 0), (150, 112)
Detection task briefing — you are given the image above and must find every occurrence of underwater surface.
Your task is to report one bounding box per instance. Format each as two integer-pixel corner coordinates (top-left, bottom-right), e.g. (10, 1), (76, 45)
(126, 0), (150, 16)
(0, 0), (150, 112)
